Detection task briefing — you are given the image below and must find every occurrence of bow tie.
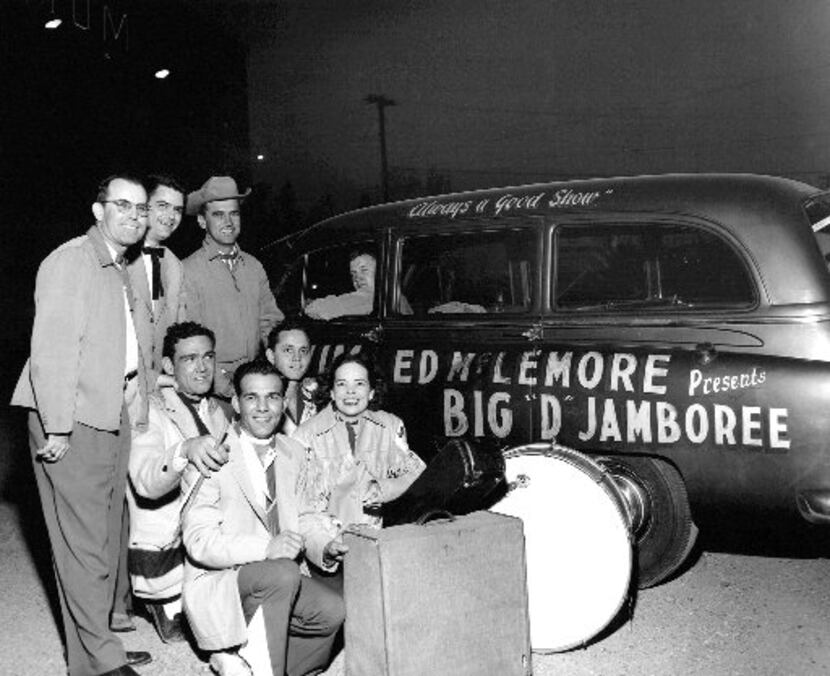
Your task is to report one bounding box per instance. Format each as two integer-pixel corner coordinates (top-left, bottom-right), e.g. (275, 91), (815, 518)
(218, 252), (238, 262)
(142, 247), (165, 299)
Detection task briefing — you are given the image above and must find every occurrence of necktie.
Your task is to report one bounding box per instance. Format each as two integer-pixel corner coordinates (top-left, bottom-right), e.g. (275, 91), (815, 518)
(142, 246), (165, 300)
(254, 443), (280, 536)
(218, 251), (238, 272)
(177, 393), (211, 436)
(346, 420), (359, 453)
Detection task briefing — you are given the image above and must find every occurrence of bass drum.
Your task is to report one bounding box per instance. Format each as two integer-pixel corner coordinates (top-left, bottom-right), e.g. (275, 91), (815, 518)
(490, 443), (633, 653)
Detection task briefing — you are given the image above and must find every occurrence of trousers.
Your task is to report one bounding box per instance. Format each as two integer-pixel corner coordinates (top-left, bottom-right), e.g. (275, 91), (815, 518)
(29, 407), (131, 676)
(237, 559), (345, 676)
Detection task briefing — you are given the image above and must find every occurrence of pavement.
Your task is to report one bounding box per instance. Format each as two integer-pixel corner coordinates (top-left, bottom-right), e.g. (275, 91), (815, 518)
(4, 401), (830, 675)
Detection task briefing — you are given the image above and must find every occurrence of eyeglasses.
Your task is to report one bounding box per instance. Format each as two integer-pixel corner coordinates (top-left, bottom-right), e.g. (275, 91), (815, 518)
(152, 200), (184, 216)
(101, 199), (149, 217)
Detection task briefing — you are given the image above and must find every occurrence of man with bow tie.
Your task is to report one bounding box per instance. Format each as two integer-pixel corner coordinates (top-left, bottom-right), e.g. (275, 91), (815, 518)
(182, 360), (346, 676)
(128, 174), (188, 384)
(182, 176), (283, 399)
(127, 321), (231, 645)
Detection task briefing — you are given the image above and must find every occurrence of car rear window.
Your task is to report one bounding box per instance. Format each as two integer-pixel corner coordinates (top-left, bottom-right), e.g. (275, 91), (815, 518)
(554, 223), (755, 311)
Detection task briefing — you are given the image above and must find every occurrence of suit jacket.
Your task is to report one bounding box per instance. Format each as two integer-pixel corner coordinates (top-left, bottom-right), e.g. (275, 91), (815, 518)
(128, 388), (229, 598)
(128, 246), (186, 381)
(181, 427), (334, 651)
(11, 225), (150, 432)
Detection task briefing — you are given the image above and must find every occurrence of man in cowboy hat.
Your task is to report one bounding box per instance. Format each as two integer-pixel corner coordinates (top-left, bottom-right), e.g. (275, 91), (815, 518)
(182, 176), (283, 397)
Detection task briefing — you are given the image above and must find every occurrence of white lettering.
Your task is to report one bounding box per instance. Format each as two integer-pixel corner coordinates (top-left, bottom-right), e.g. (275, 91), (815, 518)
(742, 406), (763, 446)
(489, 392), (512, 438)
(685, 404), (708, 444)
(540, 394), (562, 440)
(579, 396), (598, 441)
(444, 389), (468, 436)
(769, 408), (790, 449)
(418, 350), (438, 384)
(713, 404), (737, 445)
(643, 354), (670, 394)
(599, 399), (622, 442)
(577, 351), (604, 389)
(610, 353), (637, 392)
(626, 400), (652, 443)
(394, 350), (414, 383)
(518, 351), (539, 386)
(656, 401), (681, 443)
(544, 352), (572, 387)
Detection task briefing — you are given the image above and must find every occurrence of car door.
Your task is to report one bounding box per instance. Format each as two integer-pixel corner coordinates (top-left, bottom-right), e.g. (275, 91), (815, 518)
(379, 217), (545, 461)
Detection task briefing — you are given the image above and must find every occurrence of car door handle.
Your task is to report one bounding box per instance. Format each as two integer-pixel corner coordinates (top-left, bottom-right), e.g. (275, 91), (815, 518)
(694, 342), (717, 365)
(362, 326), (383, 343)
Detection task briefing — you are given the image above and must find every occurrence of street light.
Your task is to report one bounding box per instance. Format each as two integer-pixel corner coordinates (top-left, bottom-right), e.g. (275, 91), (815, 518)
(365, 94), (396, 202)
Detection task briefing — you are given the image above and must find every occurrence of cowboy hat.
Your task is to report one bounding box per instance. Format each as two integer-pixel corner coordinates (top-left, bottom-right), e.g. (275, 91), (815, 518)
(186, 176), (252, 215)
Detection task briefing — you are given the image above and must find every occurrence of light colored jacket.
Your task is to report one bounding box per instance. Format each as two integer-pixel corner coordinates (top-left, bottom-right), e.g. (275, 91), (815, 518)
(128, 246), (187, 383)
(11, 225), (150, 431)
(182, 241), (282, 372)
(181, 427), (334, 651)
(127, 388), (229, 599)
(292, 406), (426, 528)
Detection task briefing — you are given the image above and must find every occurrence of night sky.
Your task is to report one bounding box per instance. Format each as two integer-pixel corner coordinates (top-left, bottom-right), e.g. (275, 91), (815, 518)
(4, 0), (830, 394)
(248, 0), (830, 203)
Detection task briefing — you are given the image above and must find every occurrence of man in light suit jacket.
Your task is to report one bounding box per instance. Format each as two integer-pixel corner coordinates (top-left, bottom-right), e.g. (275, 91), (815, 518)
(11, 174), (154, 676)
(182, 360), (346, 676)
(128, 174), (188, 383)
(128, 321), (231, 644)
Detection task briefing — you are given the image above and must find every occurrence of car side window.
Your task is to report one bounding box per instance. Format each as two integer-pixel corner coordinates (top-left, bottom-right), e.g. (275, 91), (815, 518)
(555, 223), (755, 310)
(396, 227), (536, 317)
(301, 242), (381, 320)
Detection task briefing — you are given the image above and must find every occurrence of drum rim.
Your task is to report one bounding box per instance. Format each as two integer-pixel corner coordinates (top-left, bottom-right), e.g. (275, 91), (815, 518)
(497, 441), (634, 652)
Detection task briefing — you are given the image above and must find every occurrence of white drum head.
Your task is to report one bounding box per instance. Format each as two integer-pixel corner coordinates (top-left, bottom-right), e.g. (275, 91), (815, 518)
(491, 447), (632, 652)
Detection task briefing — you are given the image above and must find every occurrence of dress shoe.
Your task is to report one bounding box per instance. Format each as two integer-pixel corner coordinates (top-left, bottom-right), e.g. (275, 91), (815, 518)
(209, 651), (253, 676)
(98, 666), (140, 675)
(110, 611), (136, 632)
(145, 602), (187, 643)
(126, 651), (152, 667)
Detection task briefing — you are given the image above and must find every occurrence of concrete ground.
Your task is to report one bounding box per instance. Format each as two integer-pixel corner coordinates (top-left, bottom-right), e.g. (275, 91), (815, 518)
(3, 403), (830, 675)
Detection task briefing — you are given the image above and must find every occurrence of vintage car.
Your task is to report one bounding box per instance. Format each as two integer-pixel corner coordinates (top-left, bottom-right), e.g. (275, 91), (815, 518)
(262, 173), (830, 590)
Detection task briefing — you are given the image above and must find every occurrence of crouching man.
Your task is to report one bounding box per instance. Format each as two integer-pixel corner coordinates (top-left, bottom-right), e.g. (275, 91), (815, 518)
(127, 321), (231, 642)
(182, 360), (346, 676)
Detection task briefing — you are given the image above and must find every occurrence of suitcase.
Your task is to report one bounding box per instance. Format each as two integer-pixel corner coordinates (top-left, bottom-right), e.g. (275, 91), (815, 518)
(379, 438), (507, 526)
(343, 510), (532, 676)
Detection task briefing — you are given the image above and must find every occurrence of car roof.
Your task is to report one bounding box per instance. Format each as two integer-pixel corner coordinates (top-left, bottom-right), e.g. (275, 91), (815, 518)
(264, 173), (829, 307)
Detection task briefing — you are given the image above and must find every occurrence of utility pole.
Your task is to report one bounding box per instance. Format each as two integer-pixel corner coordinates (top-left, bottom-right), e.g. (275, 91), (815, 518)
(365, 94), (396, 202)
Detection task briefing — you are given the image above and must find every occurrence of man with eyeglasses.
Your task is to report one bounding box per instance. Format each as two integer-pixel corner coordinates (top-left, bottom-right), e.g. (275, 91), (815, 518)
(128, 174), (188, 382)
(12, 174), (155, 675)
(183, 176), (283, 398)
